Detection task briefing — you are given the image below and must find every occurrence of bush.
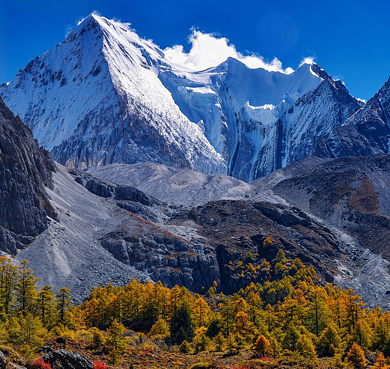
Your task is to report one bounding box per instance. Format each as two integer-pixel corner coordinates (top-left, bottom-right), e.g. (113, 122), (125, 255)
(93, 361), (107, 369)
(32, 358), (52, 369)
(179, 340), (191, 353)
(190, 362), (213, 369)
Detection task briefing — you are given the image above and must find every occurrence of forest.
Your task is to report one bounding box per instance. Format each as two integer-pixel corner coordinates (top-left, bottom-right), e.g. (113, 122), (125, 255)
(0, 250), (388, 368)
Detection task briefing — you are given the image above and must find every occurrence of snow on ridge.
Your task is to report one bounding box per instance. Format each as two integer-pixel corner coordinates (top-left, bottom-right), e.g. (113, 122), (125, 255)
(0, 12), (360, 181)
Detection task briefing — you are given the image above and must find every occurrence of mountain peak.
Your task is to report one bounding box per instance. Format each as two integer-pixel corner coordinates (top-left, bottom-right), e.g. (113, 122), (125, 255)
(0, 14), (361, 180)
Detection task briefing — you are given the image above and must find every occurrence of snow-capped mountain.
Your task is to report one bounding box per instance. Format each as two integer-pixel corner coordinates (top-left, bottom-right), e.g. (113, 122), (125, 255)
(0, 14), (361, 180)
(315, 76), (390, 159)
(0, 14), (225, 174)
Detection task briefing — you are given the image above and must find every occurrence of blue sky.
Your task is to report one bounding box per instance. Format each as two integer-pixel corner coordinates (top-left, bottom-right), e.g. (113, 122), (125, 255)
(1, 0), (390, 100)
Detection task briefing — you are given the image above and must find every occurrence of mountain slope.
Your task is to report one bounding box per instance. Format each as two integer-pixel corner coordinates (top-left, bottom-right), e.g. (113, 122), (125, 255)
(0, 14), (361, 180)
(315, 76), (390, 158)
(0, 15), (225, 174)
(0, 97), (56, 254)
(89, 162), (252, 206)
(251, 154), (390, 308)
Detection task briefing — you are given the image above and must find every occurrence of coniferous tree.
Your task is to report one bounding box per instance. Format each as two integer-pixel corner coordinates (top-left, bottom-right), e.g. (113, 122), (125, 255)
(0, 256), (17, 315)
(37, 285), (56, 328)
(15, 260), (38, 315)
(318, 322), (342, 357)
(254, 335), (270, 357)
(346, 343), (366, 369)
(295, 334), (317, 360)
(56, 287), (72, 325)
(107, 319), (127, 365)
(149, 317), (170, 338)
(169, 304), (194, 345)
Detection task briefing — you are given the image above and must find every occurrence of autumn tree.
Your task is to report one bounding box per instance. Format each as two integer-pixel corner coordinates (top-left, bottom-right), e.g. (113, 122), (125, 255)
(374, 352), (386, 368)
(149, 317), (170, 338)
(318, 321), (342, 357)
(346, 343), (366, 369)
(6, 313), (45, 357)
(0, 257), (17, 315)
(254, 335), (270, 357)
(282, 322), (300, 351)
(226, 332), (238, 353)
(37, 285), (56, 328)
(295, 334), (317, 360)
(107, 320), (127, 365)
(193, 295), (210, 328)
(214, 331), (226, 352)
(15, 260), (38, 315)
(351, 320), (372, 350)
(193, 327), (210, 352)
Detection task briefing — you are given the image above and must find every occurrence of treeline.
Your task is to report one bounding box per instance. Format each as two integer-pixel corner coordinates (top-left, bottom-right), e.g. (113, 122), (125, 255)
(75, 250), (390, 367)
(1, 252), (390, 367)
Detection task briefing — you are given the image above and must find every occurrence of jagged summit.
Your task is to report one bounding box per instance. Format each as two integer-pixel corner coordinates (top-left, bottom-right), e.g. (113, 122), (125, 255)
(0, 14), (361, 180)
(314, 75), (390, 159)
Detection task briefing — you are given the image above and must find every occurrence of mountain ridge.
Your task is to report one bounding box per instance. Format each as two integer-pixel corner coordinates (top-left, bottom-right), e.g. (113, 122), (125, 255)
(0, 13), (361, 180)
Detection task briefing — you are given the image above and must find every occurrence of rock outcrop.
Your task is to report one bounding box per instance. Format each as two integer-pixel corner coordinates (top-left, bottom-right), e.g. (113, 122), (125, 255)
(43, 349), (93, 369)
(0, 97), (56, 254)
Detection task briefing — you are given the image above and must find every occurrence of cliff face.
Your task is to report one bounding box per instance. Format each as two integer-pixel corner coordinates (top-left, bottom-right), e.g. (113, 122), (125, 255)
(0, 97), (56, 254)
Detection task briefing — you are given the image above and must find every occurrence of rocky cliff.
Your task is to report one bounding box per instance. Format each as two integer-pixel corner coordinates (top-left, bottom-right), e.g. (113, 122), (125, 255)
(0, 97), (56, 254)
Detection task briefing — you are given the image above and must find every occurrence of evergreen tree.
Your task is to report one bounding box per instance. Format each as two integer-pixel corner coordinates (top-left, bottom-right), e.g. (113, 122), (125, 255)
(169, 304), (194, 345)
(56, 287), (72, 325)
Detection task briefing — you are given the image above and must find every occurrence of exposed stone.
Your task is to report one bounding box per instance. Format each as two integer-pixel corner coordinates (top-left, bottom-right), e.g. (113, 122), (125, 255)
(0, 97), (56, 254)
(115, 185), (162, 206)
(42, 349), (93, 369)
(0, 351), (6, 369)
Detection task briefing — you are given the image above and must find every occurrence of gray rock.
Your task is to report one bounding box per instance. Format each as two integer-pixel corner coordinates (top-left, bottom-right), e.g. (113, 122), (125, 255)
(42, 349), (93, 369)
(115, 185), (161, 206)
(85, 178), (115, 198)
(0, 351), (6, 369)
(0, 97), (56, 254)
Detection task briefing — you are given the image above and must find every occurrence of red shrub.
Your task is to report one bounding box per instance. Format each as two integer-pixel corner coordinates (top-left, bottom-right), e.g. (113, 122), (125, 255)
(93, 361), (108, 369)
(33, 359), (52, 369)
(259, 355), (272, 362)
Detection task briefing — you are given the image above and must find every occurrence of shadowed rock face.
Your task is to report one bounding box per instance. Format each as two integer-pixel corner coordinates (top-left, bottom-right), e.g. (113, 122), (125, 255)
(314, 76), (390, 160)
(173, 200), (344, 294)
(0, 97), (56, 254)
(273, 155), (390, 260)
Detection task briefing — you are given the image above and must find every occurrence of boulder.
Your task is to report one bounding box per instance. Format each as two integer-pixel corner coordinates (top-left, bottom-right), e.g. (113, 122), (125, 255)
(42, 350), (93, 369)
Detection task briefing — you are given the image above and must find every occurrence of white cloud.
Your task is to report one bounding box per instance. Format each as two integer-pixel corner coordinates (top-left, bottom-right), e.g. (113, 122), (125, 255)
(299, 56), (316, 66)
(164, 30), (294, 74)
